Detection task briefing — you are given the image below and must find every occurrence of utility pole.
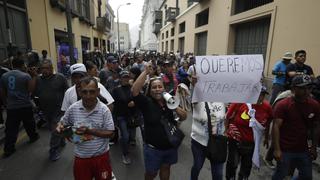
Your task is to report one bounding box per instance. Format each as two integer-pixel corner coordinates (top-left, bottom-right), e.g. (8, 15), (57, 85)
(117, 3), (131, 56)
(3, 0), (13, 57)
(65, 0), (75, 64)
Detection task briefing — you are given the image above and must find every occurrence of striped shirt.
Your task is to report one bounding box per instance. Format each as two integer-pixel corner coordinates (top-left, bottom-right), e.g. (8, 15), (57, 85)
(60, 99), (114, 158)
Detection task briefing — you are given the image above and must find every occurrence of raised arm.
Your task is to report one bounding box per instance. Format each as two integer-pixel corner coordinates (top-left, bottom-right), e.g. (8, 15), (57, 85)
(132, 63), (152, 97)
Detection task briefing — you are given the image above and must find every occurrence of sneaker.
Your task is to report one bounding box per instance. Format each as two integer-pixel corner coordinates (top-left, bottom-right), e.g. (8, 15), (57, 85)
(263, 157), (275, 169)
(111, 171), (117, 180)
(0, 123), (4, 129)
(122, 155), (131, 165)
(49, 150), (61, 161)
(29, 133), (40, 143)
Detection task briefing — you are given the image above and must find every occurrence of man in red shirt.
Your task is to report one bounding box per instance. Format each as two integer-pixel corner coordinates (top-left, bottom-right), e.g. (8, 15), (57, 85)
(272, 74), (320, 180)
(225, 86), (273, 180)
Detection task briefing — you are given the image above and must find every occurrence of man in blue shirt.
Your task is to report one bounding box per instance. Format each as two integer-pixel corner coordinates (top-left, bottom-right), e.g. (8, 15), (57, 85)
(269, 52), (292, 104)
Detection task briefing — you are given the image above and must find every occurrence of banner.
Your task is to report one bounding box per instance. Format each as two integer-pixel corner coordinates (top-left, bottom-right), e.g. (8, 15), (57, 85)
(192, 55), (264, 103)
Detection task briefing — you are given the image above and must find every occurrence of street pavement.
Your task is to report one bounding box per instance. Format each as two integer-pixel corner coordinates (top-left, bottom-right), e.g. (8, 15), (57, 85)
(1, 115), (320, 180)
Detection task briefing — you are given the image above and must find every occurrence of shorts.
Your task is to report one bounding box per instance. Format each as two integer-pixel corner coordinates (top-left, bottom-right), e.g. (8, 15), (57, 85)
(143, 144), (178, 174)
(74, 151), (112, 180)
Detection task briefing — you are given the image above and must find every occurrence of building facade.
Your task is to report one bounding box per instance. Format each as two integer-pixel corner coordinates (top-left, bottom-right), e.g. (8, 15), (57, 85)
(139, 0), (163, 51)
(114, 22), (131, 52)
(27, 0), (114, 69)
(0, 0), (31, 61)
(105, 0), (115, 53)
(155, 0), (320, 80)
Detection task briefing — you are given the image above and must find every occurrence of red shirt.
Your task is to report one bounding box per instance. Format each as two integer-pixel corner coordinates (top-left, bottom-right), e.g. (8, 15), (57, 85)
(273, 97), (320, 153)
(226, 101), (273, 142)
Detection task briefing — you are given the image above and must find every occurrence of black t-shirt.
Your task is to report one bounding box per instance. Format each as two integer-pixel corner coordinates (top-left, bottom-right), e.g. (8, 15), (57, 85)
(34, 73), (69, 116)
(133, 94), (175, 150)
(286, 63), (314, 83)
(112, 85), (132, 117)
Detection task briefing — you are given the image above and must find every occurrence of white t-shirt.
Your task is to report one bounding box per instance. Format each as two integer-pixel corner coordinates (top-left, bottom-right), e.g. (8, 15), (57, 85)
(61, 82), (114, 111)
(191, 102), (226, 146)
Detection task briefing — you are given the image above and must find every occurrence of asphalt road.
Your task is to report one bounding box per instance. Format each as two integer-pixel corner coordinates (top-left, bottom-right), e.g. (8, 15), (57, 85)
(0, 115), (320, 180)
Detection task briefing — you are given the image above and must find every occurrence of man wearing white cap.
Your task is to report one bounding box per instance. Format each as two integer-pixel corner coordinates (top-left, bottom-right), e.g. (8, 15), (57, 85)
(269, 52), (293, 104)
(61, 63), (114, 112)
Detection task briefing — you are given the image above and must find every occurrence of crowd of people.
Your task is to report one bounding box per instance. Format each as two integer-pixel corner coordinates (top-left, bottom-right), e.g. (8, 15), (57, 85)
(0, 49), (319, 180)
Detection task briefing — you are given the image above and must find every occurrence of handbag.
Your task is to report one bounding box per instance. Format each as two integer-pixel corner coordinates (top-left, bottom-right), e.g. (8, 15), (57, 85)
(127, 113), (143, 128)
(160, 115), (185, 148)
(205, 102), (228, 163)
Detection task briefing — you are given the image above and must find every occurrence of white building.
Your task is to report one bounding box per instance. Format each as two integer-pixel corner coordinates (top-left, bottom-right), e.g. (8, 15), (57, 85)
(139, 0), (164, 51)
(114, 22), (131, 52)
(105, 0), (115, 53)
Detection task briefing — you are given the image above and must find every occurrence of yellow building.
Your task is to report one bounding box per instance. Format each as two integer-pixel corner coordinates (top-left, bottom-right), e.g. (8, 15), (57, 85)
(155, 0), (320, 81)
(27, 0), (113, 70)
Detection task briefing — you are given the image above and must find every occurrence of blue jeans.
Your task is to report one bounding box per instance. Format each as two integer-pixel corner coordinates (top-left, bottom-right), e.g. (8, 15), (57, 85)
(118, 116), (134, 155)
(272, 152), (312, 180)
(191, 139), (223, 180)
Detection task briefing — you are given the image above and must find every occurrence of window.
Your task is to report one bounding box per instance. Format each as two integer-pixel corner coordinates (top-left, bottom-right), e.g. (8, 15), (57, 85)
(170, 39), (174, 52)
(187, 0), (194, 7)
(165, 41), (168, 52)
(94, 37), (99, 47)
(234, 17), (270, 59)
(162, 33), (164, 40)
(166, 31), (169, 38)
(195, 8), (209, 28)
(195, 31), (207, 55)
(120, 37), (125, 40)
(234, 0), (273, 14)
(178, 37), (185, 54)
(70, 0), (81, 14)
(81, 0), (90, 19)
(179, 22), (185, 33)
(171, 28), (175, 36)
(162, 42), (164, 52)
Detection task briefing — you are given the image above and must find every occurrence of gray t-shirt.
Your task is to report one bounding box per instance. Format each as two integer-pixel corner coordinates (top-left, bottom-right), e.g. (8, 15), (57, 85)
(1, 70), (32, 109)
(34, 73), (69, 116)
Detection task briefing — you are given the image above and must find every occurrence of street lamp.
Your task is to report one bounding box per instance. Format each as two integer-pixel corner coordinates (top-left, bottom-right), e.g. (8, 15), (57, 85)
(117, 2), (131, 55)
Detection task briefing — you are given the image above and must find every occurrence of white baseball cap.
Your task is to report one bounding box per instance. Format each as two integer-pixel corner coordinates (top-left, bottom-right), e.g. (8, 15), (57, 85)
(70, 63), (87, 75)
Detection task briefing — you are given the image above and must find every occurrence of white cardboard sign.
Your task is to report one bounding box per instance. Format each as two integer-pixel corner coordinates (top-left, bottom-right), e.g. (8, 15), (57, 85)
(191, 55), (264, 103)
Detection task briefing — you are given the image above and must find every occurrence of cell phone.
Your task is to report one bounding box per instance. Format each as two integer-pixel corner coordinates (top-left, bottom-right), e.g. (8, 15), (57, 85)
(62, 126), (73, 138)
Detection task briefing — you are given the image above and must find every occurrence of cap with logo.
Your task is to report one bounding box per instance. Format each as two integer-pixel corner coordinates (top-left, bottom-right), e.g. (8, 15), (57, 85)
(120, 70), (130, 78)
(291, 74), (313, 87)
(282, 52), (293, 60)
(70, 63), (87, 76)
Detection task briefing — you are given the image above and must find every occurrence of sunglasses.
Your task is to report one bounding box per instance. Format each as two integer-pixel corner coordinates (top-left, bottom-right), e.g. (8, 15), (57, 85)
(81, 89), (97, 95)
(149, 76), (162, 81)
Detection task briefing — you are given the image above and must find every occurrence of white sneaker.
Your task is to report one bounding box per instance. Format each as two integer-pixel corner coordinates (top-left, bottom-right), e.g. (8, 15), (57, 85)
(0, 124), (4, 129)
(111, 171), (117, 180)
(122, 155), (131, 165)
(263, 157), (275, 169)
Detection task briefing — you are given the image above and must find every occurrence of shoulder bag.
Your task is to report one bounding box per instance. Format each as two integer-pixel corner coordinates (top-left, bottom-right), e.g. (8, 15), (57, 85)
(205, 102), (228, 163)
(160, 115), (185, 148)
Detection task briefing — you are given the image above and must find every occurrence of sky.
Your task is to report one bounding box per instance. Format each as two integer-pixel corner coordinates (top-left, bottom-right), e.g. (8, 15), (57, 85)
(109, 0), (144, 47)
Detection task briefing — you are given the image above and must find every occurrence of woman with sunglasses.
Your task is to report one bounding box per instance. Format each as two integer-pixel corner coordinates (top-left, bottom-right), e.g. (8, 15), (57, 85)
(131, 62), (187, 180)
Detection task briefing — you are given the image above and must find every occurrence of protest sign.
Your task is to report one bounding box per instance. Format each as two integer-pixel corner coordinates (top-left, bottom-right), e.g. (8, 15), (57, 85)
(191, 55), (264, 103)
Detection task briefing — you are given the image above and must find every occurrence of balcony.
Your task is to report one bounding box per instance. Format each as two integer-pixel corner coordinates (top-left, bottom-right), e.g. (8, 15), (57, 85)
(165, 7), (179, 23)
(96, 17), (107, 32)
(50, 0), (66, 11)
(152, 10), (162, 34)
(153, 23), (162, 34)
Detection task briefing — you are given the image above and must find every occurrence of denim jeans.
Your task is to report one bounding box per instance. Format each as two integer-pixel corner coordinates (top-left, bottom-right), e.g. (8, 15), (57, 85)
(272, 152), (312, 180)
(190, 139), (223, 180)
(118, 116), (134, 155)
(269, 83), (285, 105)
